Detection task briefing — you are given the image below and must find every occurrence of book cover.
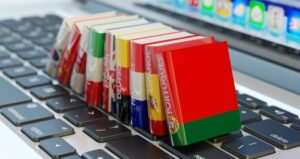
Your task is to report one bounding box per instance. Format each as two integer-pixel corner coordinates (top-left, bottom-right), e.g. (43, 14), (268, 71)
(129, 31), (194, 130)
(145, 36), (214, 136)
(156, 42), (241, 146)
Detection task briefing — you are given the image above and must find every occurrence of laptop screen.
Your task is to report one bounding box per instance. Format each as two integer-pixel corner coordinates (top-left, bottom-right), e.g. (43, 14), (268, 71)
(148, 0), (300, 50)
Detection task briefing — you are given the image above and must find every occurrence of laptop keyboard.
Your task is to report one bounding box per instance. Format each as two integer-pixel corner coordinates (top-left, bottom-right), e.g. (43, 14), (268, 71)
(1, 13), (300, 159)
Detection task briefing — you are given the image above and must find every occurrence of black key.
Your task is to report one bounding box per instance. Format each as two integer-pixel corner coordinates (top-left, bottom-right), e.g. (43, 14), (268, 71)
(160, 140), (234, 159)
(0, 77), (31, 108)
(46, 96), (86, 113)
(30, 57), (48, 68)
(62, 155), (82, 159)
(43, 24), (61, 34)
(30, 85), (68, 100)
(260, 106), (298, 124)
(83, 120), (131, 142)
(238, 94), (267, 110)
(291, 120), (300, 132)
(106, 136), (174, 159)
(39, 137), (76, 159)
(244, 119), (300, 149)
(107, 135), (175, 159)
(209, 131), (243, 143)
(0, 58), (22, 69)
(63, 107), (106, 127)
(11, 22), (35, 33)
(21, 28), (45, 39)
(5, 42), (35, 52)
(1, 103), (54, 126)
(221, 136), (275, 159)
(0, 36), (22, 45)
(32, 34), (55, 46)
(82, 149), (114, 159)
(0, 50), (10, 59)
(21, 119), (74, 142)
(239, 107), (262, 124)
(16, 75), (51, 89)
(3, 66), (36, 78)
(17, 49), (47, 60)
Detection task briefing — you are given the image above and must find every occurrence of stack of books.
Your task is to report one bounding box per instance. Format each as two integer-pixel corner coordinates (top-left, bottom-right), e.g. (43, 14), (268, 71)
(46, 11), (241, 146)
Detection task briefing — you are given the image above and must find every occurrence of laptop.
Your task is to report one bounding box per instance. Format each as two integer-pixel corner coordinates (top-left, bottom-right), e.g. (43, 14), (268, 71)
(0, 0), (300, 158)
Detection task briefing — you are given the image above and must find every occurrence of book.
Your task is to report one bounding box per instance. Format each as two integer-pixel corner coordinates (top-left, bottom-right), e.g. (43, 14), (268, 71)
(68, 16), (147, 94)
(84, 21), (167, 106)
(102, 23), (175, 113)
(114, 28), (182, 124)
(46, 12), (116, 78)
(156, 42), (241, 146)
(129, 31), (194, 130)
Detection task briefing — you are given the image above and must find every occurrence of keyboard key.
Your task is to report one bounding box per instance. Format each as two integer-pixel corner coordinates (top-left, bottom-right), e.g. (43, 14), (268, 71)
(160, 140), (234, 159)
(291, 120), (300, 132)
(46, 96), (86, 113)
(16, 75), (51, 89)
(21, 119), (74, 142)
(83, 120), (131, 142)
(0, 50), (10, 59)
(39, 137), (76, 159)
(0, 36), (21, 45)
(259, 106), (298, 124)
(63, 107), (106, 127)
(32, 34), (55, 46)
(0, 19), (21, 28)
(30, 57), (48, 68)
(244, 119), (300, 149)
(30, 85), (68, 100)
(62, 155), (82, 159)
(82, 149), (113, 159)
(0, 58), (22, 69)
(1, 103), (53, 126)
(106, 135), (174, 159)
(209, 131), (243, 143)
(239, 107), (262, 125)
(221, 136), (275, 159)
(3, 66), (36, 78)
(0, 77), (31, 108)
(238, 94), (267, 110)
(16, 49), (47, 60)
(5, 42), (35, 52)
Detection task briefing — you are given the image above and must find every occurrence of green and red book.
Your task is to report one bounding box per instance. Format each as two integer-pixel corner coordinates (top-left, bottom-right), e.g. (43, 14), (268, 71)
(155, 41), (241, 146)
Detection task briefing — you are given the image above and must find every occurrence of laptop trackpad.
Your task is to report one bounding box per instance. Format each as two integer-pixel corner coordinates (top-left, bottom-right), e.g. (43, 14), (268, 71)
(0, 120), (43, 159)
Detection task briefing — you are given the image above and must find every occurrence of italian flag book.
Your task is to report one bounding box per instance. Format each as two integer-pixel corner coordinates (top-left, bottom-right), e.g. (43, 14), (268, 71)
(155, 41), (241, 146)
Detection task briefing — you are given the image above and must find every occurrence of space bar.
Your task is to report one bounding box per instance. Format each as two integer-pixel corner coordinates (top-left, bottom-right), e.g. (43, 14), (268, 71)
(0, 77), (31, 108)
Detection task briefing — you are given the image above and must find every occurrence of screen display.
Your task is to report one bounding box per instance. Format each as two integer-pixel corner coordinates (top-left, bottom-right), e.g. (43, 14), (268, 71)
(149, 0), (300, 50)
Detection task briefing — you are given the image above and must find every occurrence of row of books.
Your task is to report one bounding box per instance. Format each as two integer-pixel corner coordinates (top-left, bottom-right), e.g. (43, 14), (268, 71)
(46, 12), (241, 146)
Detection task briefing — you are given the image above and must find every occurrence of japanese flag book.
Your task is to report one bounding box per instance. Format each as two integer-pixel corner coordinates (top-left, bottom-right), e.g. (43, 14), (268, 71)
(155, 42), (241, 146)
(145, 36), (214, 136)
(129, 31), (194, 130)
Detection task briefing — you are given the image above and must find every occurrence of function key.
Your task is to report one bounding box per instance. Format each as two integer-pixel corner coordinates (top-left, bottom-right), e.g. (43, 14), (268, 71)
(39, 137), (76, 159)
(29, 57), (48, 68)
(221, 136), (275, 159)
(46, 96), (86, 113)
(3, 66), (36, 78)
(239, 106), (262, 125)
(21, 119), (74, 142)
(209, 131), (243, 143)
(16, 75), (51, 89)
(63, 107), (106, 127)
(106, 135), (174, 159)
(244, 119), (300, 149)
(259, 106), (298, 124)
(0, 58), (22, 69)
(1, 103), (54, 126)
(82, 149), (113, 159)
(160, 140), (234, 159)
(30, 85), (68, 100)
(17, 49), (47, 60)
(83, 119), (131, 142)
(238, 94), (267, 110)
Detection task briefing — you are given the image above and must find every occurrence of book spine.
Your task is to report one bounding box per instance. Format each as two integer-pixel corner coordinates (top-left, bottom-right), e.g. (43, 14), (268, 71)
(145, 47), (168, 136)
(46, 22), (70, 77)
(70, 28), (90, 94)
(103, 33), (112, 112)
(108, 34), (117, 114)
(57, 25), (81, 85)
(85, 30), (105, 106)
(130, 42), (149, 130)
(115, 38), (131, 124)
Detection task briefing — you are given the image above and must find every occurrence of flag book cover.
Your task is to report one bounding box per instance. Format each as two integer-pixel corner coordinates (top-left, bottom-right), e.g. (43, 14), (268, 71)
(156, 42), (241, 146)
